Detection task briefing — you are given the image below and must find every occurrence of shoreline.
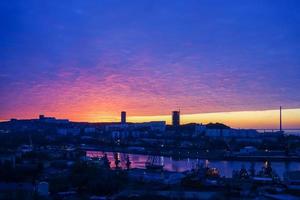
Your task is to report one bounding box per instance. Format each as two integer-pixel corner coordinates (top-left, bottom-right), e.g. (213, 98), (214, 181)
(81, 145), (300, 162)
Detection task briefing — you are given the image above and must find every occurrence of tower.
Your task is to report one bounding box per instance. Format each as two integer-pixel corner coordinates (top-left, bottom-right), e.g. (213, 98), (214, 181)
(280, 106), (282, 132)
(121, 111), (126, 124)
(172, 111), (180, 127)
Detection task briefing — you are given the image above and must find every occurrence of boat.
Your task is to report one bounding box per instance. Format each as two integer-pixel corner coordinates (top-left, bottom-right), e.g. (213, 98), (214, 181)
(256, 161), (280, 182)
(181, 162), (221, 188)
(145, 156), (164, 170)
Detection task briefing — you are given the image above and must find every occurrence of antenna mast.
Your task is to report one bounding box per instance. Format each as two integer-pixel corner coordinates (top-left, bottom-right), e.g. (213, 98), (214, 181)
(280, 106), (282, 132)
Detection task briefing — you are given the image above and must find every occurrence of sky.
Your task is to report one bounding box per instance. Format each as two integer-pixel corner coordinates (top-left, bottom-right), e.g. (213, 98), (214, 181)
(0, 0), (300, 128)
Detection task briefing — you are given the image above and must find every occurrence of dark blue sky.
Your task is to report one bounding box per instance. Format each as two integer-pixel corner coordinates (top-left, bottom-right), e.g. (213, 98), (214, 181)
(1, 0), (300, 122)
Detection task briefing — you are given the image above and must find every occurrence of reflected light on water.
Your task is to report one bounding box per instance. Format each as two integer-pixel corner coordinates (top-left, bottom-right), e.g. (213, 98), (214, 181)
(86, 151), (300, 178)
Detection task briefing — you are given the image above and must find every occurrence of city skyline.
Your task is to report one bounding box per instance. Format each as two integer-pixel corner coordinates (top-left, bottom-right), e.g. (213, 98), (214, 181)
(4, 108), (300, 130)
(1, 0), (300, 128)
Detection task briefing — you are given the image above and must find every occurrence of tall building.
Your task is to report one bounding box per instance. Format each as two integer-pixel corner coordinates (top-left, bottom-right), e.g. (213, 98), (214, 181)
(121, 111), (126, 124)
(172, 111), (180, 127)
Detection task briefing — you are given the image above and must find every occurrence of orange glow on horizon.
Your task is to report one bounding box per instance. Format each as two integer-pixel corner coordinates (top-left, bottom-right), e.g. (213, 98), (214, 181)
(127, 108), (300, 129)
(4, 108), (298, 129)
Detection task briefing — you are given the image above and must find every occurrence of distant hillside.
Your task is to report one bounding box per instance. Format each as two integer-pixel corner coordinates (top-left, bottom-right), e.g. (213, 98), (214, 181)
(205, 123), (231, 129)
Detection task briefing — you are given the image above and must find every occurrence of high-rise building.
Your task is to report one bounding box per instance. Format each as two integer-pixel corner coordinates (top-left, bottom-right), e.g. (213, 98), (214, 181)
(172, 111), (180, 127)
(121, 111), (126, 124)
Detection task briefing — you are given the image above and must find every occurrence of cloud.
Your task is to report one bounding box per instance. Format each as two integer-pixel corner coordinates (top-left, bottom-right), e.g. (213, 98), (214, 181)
(1, 0), (300, 123)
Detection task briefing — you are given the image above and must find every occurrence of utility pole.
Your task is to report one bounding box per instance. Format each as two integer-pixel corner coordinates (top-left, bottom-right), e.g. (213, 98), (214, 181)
(280, 106), (282, 132)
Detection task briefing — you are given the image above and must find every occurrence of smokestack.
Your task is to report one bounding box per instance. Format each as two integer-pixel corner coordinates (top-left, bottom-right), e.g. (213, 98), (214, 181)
(280, 106), (282, 132)
(121, 111), (126, 124)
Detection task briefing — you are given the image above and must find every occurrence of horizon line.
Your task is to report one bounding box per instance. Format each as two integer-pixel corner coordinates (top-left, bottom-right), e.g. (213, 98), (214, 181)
(1, 107), (300, 130)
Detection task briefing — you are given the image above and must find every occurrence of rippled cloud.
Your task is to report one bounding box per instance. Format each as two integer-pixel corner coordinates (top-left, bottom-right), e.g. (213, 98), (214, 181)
(0, 0), (300, 123)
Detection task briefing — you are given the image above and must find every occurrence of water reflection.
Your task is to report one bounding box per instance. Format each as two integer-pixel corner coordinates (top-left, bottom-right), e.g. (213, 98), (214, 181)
(86, 151), (300, 178)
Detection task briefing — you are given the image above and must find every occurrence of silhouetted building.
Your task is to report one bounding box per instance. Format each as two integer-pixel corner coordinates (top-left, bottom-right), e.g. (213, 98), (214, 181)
(121, 111), (126, 124)
(172, 111), (180, 127)
(134, 121), (166, 132)
(39, 115), (69, 124)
